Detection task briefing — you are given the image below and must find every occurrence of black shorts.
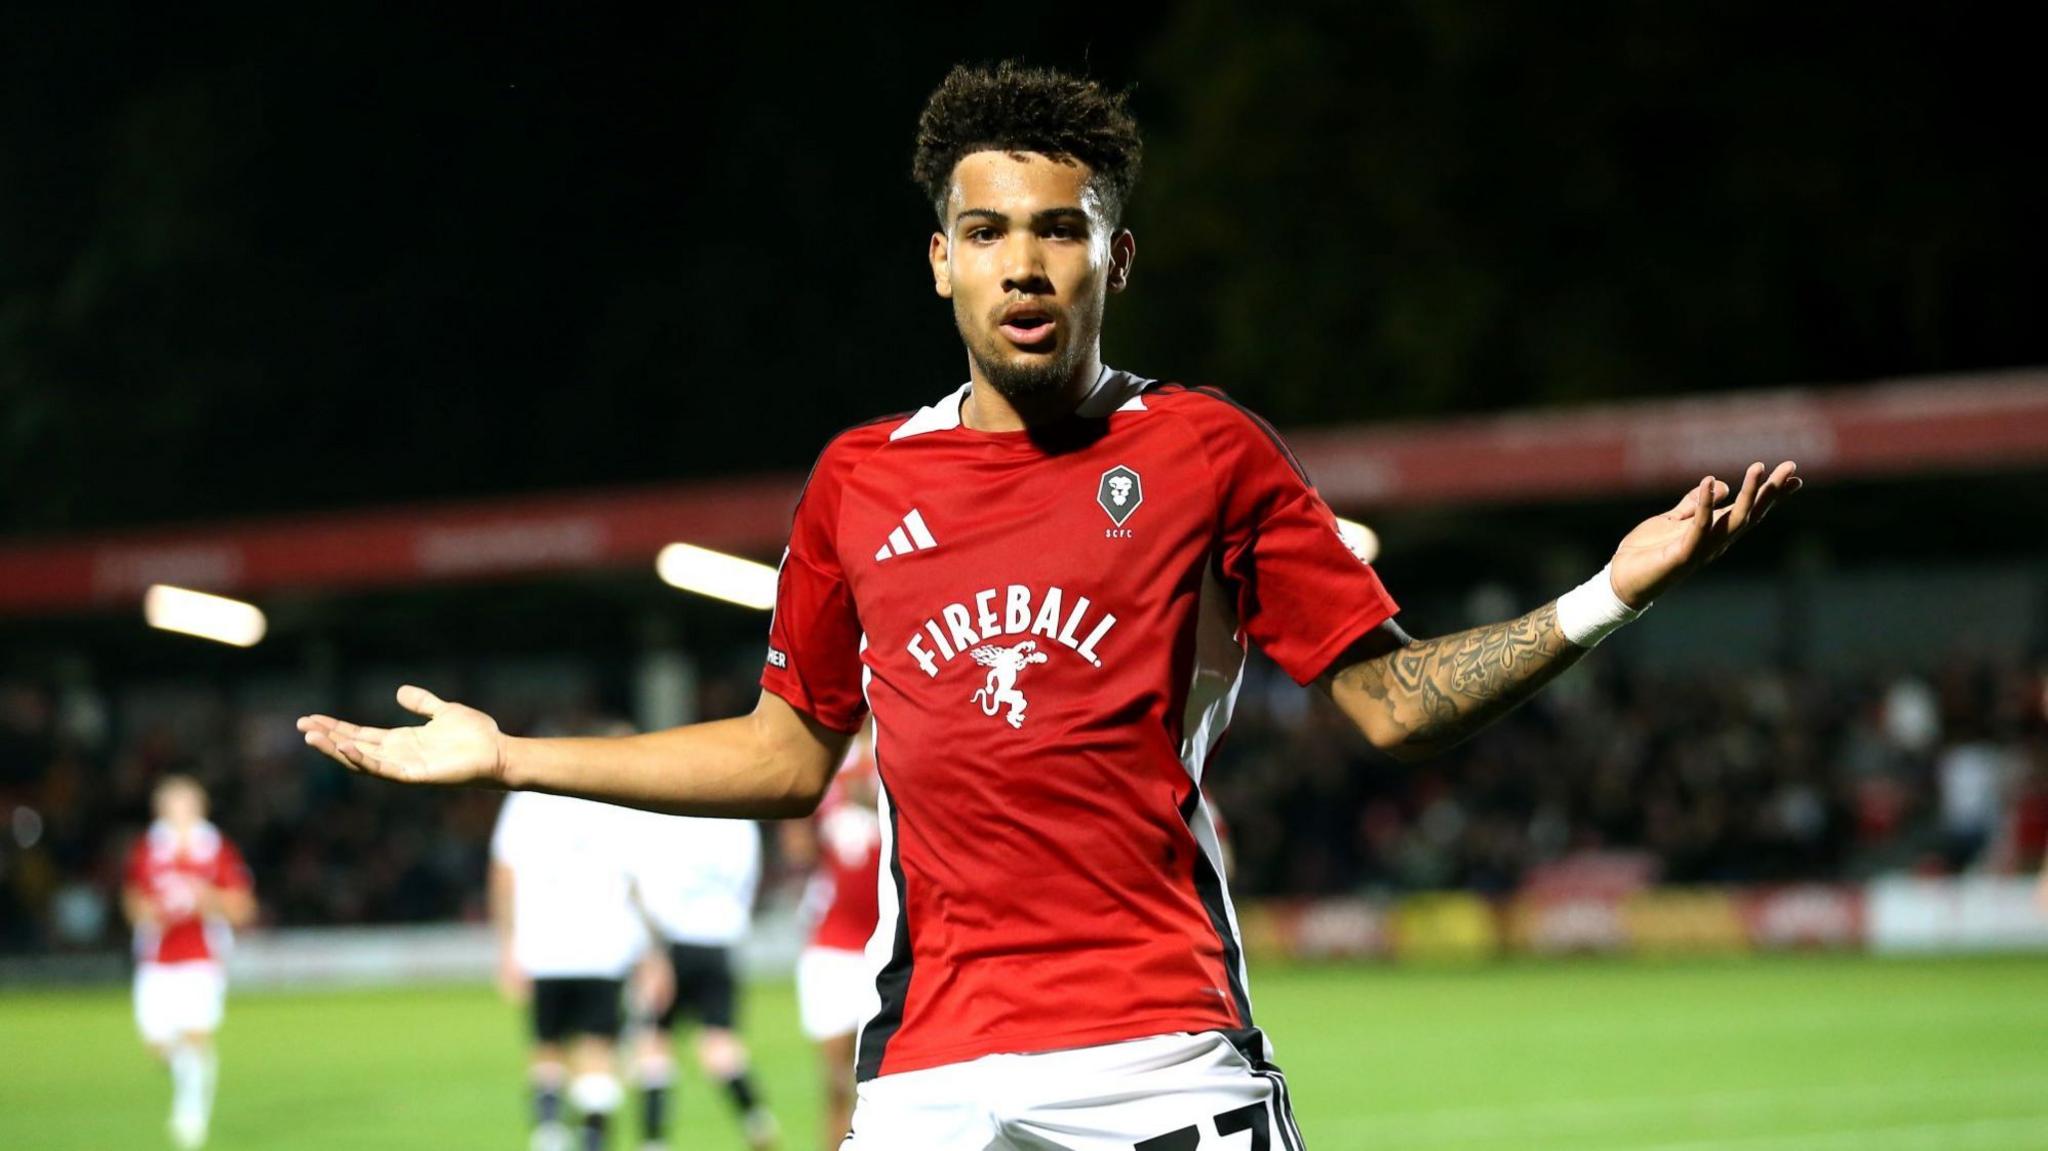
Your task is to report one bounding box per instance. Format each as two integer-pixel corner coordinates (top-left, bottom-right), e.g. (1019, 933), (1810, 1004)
(531, 977), (624, 1043)
(655, 943), (737, 1031)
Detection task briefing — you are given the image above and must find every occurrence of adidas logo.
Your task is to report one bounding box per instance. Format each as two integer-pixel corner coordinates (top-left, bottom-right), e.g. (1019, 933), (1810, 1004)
(874, 509), (938, 562)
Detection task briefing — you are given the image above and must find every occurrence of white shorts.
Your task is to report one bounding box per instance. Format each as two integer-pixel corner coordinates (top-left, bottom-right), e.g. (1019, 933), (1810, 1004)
(134, 962), (227, 1046)
(842, 1030), (1304, 1150)
(796, 946), (873, 1042)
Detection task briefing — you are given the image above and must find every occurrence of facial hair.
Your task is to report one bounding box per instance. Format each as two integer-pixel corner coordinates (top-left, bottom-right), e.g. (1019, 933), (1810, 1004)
(959, 305), (1095, 403)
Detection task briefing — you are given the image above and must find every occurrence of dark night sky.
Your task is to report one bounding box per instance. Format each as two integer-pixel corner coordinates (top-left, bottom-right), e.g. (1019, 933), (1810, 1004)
(2, 3), (2041, 537)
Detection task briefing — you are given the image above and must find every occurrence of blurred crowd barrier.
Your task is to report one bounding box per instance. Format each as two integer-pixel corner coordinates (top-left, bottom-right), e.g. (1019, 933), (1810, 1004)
(213, 902), (802, 991)
(13, 874), (2039, 991)
(1239, 873), (2048, 964)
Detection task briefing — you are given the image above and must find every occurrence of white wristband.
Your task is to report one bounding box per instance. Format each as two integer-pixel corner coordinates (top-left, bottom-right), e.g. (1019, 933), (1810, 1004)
(1555, 564), (1644, 648)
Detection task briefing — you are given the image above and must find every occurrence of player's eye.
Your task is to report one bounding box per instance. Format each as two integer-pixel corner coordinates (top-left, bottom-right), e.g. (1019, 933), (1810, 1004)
(966, 227), (1000, 243)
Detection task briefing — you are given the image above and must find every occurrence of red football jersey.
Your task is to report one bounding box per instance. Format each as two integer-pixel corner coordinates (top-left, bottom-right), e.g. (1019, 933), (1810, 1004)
(761, 370), (1398, 1079)
(804, 743), (884, 955)
(124, 821), (252, 965)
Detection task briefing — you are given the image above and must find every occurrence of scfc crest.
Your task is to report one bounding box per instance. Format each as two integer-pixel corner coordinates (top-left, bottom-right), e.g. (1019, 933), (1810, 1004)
(1097, 465), (1143, 526)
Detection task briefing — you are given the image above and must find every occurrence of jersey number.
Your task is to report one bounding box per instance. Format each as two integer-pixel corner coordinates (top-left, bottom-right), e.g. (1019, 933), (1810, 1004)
(1135, 1102), (1270, 1150)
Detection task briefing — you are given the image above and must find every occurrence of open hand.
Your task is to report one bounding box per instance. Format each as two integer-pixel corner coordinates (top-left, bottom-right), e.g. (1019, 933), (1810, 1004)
(1609, 461), (1802, 609)
(297, 685), (507, 787)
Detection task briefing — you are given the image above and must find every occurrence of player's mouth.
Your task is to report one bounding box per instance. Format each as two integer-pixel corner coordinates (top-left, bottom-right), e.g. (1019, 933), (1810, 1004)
(996, 302), (1059, 351)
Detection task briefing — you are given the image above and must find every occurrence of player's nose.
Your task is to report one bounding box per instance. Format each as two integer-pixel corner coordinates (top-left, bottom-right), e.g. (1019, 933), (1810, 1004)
(998, 232), (1050, 296)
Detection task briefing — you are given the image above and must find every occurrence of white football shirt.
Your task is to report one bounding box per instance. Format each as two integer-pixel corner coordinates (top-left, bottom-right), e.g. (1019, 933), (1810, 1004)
(491, 792), (646, 978)
(628, 812), (761, 947)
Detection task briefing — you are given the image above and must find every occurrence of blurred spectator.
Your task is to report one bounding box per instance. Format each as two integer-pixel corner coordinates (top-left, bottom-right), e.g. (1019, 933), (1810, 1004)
(0, 653), (2044, 955)
(1936, 733), (2017, 870)
(1207, 655), (2046, 898)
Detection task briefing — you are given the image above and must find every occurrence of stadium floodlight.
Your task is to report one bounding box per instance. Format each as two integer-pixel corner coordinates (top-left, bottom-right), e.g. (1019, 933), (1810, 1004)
(143, 584), (268, 647)
(1334, 516), (1381, 564)
(655, 543), (778, 611)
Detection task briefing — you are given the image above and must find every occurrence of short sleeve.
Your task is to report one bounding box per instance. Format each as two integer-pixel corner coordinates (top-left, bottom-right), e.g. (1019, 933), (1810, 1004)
(760, 437), (871, 734)
(1195, 393), (1400, 684)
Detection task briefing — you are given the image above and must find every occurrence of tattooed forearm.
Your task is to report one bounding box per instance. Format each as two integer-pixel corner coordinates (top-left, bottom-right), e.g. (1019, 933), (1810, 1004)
(1325, 601), (1583, 759)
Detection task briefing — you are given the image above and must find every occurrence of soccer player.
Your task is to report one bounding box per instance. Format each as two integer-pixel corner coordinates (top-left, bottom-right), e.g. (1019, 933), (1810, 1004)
(491, 790), (646, 1151)
(625, 804), (779, 1150)
(123, 775), (255, 1150)
(782, 728), (883, 1151)
(300, 62), (1801, 1148)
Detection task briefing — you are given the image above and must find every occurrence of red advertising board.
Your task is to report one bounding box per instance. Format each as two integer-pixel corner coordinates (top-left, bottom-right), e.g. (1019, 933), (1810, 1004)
(1739, 885), (1866, 951)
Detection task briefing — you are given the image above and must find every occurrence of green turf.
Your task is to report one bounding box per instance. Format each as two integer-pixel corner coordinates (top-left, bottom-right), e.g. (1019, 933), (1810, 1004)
(3, 954), (2045, 1150)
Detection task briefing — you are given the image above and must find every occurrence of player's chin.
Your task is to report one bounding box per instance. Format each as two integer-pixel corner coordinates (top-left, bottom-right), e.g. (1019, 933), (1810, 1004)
(992, 319), (1062, 357)
(998, 346), (1061, 371)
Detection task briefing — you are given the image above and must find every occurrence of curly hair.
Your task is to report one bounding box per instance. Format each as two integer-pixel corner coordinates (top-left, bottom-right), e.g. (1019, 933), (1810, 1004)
(912, 61), (1143, 227)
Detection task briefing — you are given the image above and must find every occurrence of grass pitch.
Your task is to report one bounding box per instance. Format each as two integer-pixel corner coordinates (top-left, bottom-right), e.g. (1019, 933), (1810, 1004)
(4, 954), (2045, 1150)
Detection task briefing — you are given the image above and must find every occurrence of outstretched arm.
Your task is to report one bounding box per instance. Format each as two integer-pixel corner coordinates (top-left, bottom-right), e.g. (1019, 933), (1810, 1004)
(297, 687), (851, 819)
(1319, 605), (1582, 761)
(1321, 461), (1800, 761)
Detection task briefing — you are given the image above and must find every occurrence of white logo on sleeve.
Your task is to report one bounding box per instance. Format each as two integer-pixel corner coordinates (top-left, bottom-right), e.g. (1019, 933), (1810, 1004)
(1333, 517), (1378, 565)
(875, 508), (939, 562)
(969, 640), (1049, 729)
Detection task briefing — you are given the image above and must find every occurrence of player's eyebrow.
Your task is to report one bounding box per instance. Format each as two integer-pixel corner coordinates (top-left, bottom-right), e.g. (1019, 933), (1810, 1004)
(954, 207), (1091, 228)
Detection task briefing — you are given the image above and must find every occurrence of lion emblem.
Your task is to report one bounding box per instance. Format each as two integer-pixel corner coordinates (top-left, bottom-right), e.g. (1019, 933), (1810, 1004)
(969, 640), (1049, 729)
(1097, 465), (1143, 526)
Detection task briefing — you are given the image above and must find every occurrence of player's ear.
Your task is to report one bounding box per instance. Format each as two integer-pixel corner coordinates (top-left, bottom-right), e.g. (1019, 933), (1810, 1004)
(930, 230), (953, 299)
(1108, 229), (1135, 294)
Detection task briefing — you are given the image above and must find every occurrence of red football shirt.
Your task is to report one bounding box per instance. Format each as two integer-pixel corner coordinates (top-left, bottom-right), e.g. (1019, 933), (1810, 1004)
(804, 743), (884, 955)
(761, 370), (1398, 1079)
(124, 821), (252, 966)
